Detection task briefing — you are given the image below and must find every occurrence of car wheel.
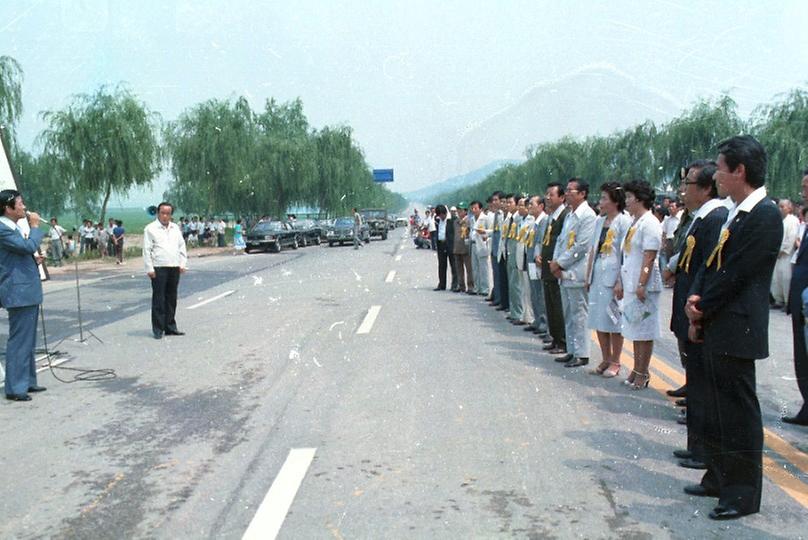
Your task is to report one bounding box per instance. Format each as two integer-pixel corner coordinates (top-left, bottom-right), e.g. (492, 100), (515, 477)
(292, 238), (299, 249)
(382, 233), (388, 240)
(339, 241), (344, 246)
(245, 247), (252, 254)
(328, 241), (335, 247)
(314, 236), (321, 246)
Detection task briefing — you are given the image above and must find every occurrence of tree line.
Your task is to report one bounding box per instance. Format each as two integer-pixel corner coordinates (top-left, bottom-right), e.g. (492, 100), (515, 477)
(0, 55), (406, 224)
(430, 91), (808, 207)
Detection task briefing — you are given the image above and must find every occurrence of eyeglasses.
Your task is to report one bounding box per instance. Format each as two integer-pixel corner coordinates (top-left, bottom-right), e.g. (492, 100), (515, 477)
(682, 181), (699, 185)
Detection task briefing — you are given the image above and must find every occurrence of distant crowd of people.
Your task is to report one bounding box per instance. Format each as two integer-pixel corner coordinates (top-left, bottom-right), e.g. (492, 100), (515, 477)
(417, 135), (808, 521)
(46, 217), (126, 266)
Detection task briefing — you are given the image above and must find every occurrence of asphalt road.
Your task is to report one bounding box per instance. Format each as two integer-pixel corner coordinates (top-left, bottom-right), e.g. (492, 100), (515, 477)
(1, 231), (807, 539)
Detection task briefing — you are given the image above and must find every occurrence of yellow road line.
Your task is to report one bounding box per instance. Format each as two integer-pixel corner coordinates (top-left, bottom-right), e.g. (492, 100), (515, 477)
(590, 331), (808, 509)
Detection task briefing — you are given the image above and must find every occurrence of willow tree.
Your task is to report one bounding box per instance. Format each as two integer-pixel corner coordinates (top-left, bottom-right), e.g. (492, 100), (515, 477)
(753, 89), (808, 199)
(39, 86), (161, 223)
(164, 97), (255, 216)
(0, 56), (23, 132)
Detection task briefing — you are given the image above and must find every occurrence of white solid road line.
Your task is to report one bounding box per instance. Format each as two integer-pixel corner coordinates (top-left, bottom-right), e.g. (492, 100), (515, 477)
(356, 305), (382, 334)
(385, 270), (396, 283)
(242, 448), (317, 540)
(395, 254), (402, 262)
(186, 290), (235, 310)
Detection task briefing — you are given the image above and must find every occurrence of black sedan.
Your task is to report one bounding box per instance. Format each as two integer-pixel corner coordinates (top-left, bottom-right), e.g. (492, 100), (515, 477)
(246, 220), (299, 253)
(326, 217), (370, 246)
(291, 219), (323, 246)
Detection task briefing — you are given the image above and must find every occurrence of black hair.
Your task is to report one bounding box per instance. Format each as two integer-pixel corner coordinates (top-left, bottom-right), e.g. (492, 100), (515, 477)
(504, 193), (515, 201)
(546, 182), (565, 196)
(485, 196), (493, 204)
(622, 180), (655, 210)
(803, 166), (808, 177)
(716, 135), (767, 188)
(435, 204), (448, 217)
(492, 191), (504, 200)
(116, 220), (123, 226)
(157, 201), (174, 214)
(0, 189), (20, 212)
(600, 181), (626, 212)
(690, 161), (719, 199)
(470, 200), (483, 209)
(568, 177), (589, 198)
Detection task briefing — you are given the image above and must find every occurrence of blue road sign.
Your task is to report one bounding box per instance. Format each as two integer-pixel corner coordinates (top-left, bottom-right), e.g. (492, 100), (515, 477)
(373, 169), (394, 182)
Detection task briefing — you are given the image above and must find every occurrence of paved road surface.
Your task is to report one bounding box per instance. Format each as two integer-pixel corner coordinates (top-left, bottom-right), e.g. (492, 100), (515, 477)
(1, 231), (806, 539)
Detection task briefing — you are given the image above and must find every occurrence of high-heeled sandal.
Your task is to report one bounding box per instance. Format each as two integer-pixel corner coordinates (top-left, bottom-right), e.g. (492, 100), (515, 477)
(602, 363), (621, 378)
(623, 369), (639, 386)
(631, 371), (650, 390)
(589, 361), (610, 375)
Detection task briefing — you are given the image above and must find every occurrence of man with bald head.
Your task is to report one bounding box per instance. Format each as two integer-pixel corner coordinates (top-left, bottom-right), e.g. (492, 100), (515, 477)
(771, 198), (800, 309)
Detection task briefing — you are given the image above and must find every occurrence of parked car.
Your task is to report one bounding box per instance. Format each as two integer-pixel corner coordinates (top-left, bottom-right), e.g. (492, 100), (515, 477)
(326, 217), (370, 246)
(395, 216), (408, 227)
(359, 208), (389, 240)
(291, 219), (323, 246)
(316, 219), (333, 242)
(245, 220), (299, 253)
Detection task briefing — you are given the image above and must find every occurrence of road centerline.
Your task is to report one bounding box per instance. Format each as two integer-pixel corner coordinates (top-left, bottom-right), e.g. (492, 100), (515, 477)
(385, 270), (396, 283)
(186, 290), (235, 310)
(242, 447), (317, 540)
(356, 305), (382, 334)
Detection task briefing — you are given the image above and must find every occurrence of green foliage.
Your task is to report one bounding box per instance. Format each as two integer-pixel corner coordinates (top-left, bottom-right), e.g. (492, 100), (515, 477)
(0, 56), (23, 132)
(164, 96), (405, 218)
(39, 85), (162, 224)
(11, 148), (70, 218)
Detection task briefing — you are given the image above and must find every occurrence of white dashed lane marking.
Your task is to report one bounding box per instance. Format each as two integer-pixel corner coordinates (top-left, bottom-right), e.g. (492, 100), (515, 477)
(186, 290), (235, 310)
(356, 305), (382, 334)
(385, 270), (396, 283)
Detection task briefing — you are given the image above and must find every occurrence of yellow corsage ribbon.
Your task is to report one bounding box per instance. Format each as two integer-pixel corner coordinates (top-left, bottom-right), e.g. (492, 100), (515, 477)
(542, 223), (553, 246)
(599, 228), (616, 255)
(567, 231), (576, 249)
(678, 235), (696, 273)
(509, 222), (517, 239)
(706, 229), (730, 270)
(623, 226), (637, 254)
(526, 229), (536, 248)
(501, 223), (508, 236)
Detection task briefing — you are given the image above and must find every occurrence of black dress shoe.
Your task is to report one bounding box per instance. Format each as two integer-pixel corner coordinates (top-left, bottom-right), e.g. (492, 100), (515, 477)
(679, 458), (707, 470)
(512, 320), (527, 326)
(28, 386), (47, 393)
(495, 306), (507, 311)
(433, 287), (445, 291)
(542, 336), (553, 344)
(782, 415), (808, 426)
(677, 415), (687, 425)
(542, 342), (557, 351)
(523, 325), (535, 331)
(548, 347), (567, 354)
(166, 330), (185, 336)
(465, 291), (476, 295)
(5, 394), (32, 402)
(564, 357), (589, 368)
(709, 507), (745, 520)
(683, 484), (718, 497)
(673, 449), (692, 459)
(153, 331), (164, 340)
(555, 353), (574, 363)
(675, 398), (688, 407)
(666, 385), (687, 398)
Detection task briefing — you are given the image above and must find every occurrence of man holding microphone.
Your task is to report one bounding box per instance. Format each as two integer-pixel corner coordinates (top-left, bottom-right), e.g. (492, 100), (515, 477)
(0, 189), (46, 402)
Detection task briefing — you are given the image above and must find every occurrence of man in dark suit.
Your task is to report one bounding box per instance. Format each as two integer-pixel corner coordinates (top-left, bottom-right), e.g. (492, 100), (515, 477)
(668, 161), (726, 470)
(433, 205), (452, 291)
(0, 189), (47, 402)
(685, 135), (782, 520)
(540, 183), (569, 355)
(784, 167), (808, 426)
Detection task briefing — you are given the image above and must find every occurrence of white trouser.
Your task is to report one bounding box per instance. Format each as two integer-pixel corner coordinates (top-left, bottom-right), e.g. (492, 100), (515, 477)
(771, 255), (792, 305)
(521, 271), (534, 323)
(561, 286), (590, 359)
(472, 252), (491, 295)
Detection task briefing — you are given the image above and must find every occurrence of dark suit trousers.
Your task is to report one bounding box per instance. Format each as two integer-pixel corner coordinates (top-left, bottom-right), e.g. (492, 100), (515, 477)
(701, 350), (762, 514)
(152, 267), (181, 334)
(498, 256), (510, 310)
(790, 305), (808, 419)
(491, 253), (501, 303)
(543, 279), (565, 348)
(448, 248), (458, 289)
(682, 339), (707, 461)
(436, 241), (449, 289)
(4, 305), (39, 396)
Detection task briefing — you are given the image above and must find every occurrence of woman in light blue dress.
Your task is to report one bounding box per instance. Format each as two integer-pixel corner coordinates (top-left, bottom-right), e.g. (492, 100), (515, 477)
(233, 219), (246, 253)
(586, 182), (632, 378)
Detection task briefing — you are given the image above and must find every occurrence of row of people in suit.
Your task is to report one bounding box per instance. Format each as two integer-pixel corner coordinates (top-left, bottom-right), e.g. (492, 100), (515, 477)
(429, 135), (784, 521)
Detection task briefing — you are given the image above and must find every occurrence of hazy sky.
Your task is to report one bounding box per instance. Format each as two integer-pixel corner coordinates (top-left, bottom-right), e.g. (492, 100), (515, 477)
(2, 0), (807, 205)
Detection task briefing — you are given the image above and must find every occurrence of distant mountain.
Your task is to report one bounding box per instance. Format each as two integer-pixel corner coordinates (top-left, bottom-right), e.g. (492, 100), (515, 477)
(452, 63), (683, 176)
(404, 159), (520, 202)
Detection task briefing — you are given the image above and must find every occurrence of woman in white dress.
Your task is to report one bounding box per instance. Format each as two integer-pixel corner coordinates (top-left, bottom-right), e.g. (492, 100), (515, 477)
(586, 182), (632, 378)
(615, 180), (662, 390)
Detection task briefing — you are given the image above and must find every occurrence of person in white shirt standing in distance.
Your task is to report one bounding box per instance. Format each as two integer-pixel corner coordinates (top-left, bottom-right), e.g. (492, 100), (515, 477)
(143, 202), (188, 340)
(771, 199), (799, 309)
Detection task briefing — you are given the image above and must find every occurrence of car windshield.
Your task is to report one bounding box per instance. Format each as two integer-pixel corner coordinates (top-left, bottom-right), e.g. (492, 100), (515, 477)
(360, 210), (385, 218)
(334, 218), (354, 227)
(252, 221), (284, 232)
